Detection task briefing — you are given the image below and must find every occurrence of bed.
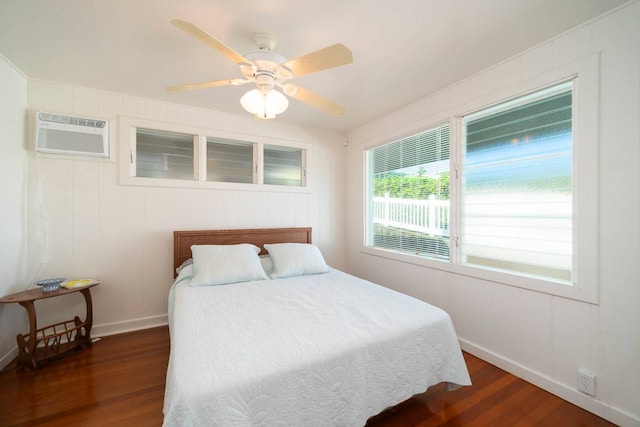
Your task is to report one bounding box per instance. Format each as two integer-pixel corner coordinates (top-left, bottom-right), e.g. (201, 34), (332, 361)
(163, 227), (471, 426)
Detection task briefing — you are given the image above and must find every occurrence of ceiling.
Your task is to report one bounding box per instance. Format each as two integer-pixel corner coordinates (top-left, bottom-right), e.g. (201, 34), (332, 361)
(0, 0), (628, 133)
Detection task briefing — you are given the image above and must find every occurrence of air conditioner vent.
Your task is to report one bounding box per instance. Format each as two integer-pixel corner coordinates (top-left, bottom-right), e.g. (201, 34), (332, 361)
(36, 112), (109, 158)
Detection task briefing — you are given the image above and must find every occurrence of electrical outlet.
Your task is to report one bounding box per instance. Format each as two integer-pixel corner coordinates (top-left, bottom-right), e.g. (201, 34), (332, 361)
(578, 369), (596, 396)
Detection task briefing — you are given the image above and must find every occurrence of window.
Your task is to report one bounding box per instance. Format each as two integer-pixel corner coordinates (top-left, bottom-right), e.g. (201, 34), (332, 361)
(136, 128), (194, 180)
(363, 54), (599, 301)
(366, 124), (450, 260)
(365, 82), (581, 286)
(264, 145), (305, 186)
(461, 82), (573, 283)
(206, 137), (254, 183)
(120, 117), (306, 189)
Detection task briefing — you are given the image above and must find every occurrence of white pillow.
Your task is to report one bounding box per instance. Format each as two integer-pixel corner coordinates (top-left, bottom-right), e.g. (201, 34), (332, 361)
(264, 243), (329, 279)
(190, 244), (267, 286)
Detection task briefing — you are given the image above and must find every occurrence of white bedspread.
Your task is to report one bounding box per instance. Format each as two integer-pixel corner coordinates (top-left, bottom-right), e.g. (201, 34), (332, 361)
(163, 267), (471, 426)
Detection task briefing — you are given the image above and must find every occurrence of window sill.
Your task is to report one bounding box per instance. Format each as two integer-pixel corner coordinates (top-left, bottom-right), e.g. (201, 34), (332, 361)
(360, 246), (598, 305)
(119, 175), (311, 193)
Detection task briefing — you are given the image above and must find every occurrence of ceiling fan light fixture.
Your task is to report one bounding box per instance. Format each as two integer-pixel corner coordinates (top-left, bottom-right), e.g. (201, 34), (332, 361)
(168, 21), (352, 117)
(240, 88), (289, 119)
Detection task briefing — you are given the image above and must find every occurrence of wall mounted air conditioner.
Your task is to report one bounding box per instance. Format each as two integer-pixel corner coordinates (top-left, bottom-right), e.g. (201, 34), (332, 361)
(36, 112), (109, 158)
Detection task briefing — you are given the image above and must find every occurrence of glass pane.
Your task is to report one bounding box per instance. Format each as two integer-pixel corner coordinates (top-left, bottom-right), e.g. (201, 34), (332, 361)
(366, 124), (450, 260)
(462, 83), (573, 283)
(207, 137), (254, 183)
(136, 128), (194, 180)
(264, 145), (303, 186)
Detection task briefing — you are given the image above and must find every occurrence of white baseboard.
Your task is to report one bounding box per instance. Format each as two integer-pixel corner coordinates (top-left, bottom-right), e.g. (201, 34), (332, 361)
(459, 339), (640, 427)
(0, 346), (18, 371)
(92, 314), (168, 338)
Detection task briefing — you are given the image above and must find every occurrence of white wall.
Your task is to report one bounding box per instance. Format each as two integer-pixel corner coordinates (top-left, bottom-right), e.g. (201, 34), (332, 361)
(346, 3), (639, 426)
(21, 80), (346, 338)
(0, 54), (29, 368)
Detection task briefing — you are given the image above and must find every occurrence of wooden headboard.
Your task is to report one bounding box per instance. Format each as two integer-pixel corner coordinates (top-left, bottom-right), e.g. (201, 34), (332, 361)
(173, 227), (312, 277)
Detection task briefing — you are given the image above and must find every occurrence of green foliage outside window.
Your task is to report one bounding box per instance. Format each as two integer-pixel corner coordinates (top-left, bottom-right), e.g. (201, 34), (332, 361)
(373, 172), (449, 200)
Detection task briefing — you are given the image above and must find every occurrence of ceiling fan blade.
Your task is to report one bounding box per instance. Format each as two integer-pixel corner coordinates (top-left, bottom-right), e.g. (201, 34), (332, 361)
(171, 19), (249, 64)
(282, 44), (353, 78)
(287, 85), (347, 116)
(166, 79), (249, 92)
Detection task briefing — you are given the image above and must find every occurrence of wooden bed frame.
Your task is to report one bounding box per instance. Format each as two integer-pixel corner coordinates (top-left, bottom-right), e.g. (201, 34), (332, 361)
(173, 227), (312, 277)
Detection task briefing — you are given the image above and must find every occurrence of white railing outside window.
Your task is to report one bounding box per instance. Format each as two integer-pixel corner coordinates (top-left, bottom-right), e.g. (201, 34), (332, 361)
(372, 194), (449, 237)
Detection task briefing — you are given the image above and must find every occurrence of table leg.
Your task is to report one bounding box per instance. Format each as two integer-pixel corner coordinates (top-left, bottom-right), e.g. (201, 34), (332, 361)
(78, 288), (94, 346)
(17, 300), (38, 369)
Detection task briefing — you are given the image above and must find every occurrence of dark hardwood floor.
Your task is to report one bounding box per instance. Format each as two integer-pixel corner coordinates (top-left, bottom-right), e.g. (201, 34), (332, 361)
(0, 326), (615, 426)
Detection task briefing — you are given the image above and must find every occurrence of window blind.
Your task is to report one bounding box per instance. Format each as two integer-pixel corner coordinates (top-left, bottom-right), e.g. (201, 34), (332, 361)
(462, 82), (573, 283)
(367, 124), (450, 260)
(206, 137), (254, 183)
(136, 128), (194, 180)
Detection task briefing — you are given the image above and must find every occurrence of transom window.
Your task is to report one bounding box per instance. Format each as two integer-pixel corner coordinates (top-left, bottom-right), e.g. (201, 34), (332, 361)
(206, 137), (254, 184)
(120, 117), (306, 189)
(136, 128), (194, 180)
(264, 144), (305, 186)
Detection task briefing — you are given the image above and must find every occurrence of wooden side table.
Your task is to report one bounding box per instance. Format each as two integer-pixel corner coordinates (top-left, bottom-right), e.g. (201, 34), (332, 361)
(0, 282), (99, 369)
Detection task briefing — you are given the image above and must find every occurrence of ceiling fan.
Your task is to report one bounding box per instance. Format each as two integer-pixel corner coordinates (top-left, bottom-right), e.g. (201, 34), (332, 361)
(166, 20), (353, 119)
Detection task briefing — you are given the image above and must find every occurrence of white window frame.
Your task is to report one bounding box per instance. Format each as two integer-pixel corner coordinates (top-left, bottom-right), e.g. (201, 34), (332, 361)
(118, 116), (309, 192)
(362, 54), (599, 304)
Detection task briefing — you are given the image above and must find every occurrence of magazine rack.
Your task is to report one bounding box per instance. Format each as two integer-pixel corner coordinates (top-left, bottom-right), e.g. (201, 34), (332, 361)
(0, 283), (99, 369)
